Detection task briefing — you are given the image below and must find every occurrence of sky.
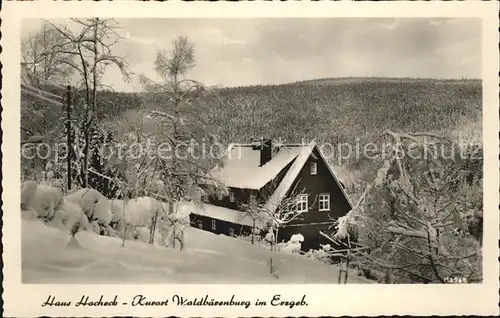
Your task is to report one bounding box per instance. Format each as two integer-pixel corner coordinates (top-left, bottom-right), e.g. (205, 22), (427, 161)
(22, 18), (481, 92)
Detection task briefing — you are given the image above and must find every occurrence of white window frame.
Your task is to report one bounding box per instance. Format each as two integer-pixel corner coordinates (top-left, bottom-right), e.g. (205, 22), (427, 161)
(310, 161), (318, 175)
(229, 228), (234, 236)
(197, 220), (203, 229)
(296, 194), (309, 213)
(229, 191), (235, 203)
(217, 192), (224, 200)
(212, 220), (217, 230)
(319, 193), (330, 211)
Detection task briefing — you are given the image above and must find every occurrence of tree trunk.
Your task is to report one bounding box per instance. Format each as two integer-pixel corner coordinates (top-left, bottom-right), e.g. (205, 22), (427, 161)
(121, 198), (127, 248)
(274, 227), (280, 252)
(149, 211), (158, 245)
(121, 224), (127, 248)
(251, 219), (255, 244)
(169, 201), (176, 249)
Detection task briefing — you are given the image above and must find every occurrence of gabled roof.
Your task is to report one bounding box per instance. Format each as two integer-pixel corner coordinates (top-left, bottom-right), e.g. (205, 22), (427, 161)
(207, 143), (304, 190)
(263, 141), (316, 213)
(262, 141), (355, 214)
(265, 141), (354, 212)
(202, 140), (354, 221)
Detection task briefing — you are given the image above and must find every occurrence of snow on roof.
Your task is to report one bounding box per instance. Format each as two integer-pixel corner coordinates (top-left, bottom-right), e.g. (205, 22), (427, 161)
(203, 140), (354, 218)
(188, 202), (270, 228)
(264, 141), (316, 214)
(264, 141), (354, 214)
(207, 144), (303, 190)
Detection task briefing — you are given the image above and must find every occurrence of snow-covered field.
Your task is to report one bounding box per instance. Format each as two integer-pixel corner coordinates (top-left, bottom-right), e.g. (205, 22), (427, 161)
(22, 219), (373, 284)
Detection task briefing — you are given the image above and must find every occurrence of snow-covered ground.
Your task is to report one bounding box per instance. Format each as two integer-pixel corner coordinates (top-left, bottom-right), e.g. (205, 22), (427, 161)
(22, 219), (373, 284)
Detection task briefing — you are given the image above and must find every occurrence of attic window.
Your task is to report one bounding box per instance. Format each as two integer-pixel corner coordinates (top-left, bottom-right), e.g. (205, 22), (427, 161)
(310, 162), (318, 175)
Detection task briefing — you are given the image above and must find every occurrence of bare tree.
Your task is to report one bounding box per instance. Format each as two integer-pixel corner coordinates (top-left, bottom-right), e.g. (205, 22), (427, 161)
(43, 18), (131, 188)
(21, 24), (75, 87)
(238, 195), (268, 244)
(333, 130), (483, 283)
(239, 175), (317, 277)
(247, 180), (316, 251)
(138, 36), (225, 245)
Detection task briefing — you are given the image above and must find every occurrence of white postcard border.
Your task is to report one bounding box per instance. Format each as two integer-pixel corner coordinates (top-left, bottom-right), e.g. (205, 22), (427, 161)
(2, 1), (499, 317)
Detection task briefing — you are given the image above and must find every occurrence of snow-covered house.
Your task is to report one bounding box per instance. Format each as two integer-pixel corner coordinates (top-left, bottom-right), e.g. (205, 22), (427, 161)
(189, 138), (354, 251)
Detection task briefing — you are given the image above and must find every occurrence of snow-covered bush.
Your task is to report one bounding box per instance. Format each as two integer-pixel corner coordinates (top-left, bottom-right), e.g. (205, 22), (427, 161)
(304, 244), (334, 265)
(124, 196), (162, 228)
(65, 188), (112, 226)
(237, 233), (264, 244)
(277, 241), (301, 254)
(321, 244), (331, 251)
(30, 184), (63, 219)
(135, 227), (151, 243)
(100, 224), (119, 237)
(93, 199), (112, 226)
(160, 223), (186, 250)
(109, 199), (126, 229)
(40, 178), (66, 193)
(21, 208), (38, 221)
(290, 233), (304, 244)
(86, 221), (101, 234)
(68, 213), (90, 237)
(158, 201), (192, 225)
(54, 198), (84, 229)
(46, 214), (65, 230)
(135, 226), (164, 245)
(264, 230), (275, 245)
(21, 180), (38, 211)
(276, 233), (304, 254)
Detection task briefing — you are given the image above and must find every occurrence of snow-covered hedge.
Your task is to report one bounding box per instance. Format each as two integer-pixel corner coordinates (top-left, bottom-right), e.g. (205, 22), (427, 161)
(21, 181), (63, 220)
(65, 188), (112, 226)
(276, 233), (304, 254)
(304, 244), (335, 264)
(123, 196), (162, 227)
(21, 181), (193, 248)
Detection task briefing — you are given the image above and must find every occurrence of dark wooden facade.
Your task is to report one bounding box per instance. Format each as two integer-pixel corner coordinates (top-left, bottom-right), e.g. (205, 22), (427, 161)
(192, 141), (352, 252)
(286, 148), (351, 225)
(189, 213), (251, 237)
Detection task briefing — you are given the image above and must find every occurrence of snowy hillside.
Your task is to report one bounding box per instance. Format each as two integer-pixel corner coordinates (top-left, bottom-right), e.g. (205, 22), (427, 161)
(22, 219), (373, 284)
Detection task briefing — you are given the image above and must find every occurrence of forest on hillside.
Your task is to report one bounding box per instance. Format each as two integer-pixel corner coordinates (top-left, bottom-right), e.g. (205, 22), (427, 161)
(21, 18), (483, 284)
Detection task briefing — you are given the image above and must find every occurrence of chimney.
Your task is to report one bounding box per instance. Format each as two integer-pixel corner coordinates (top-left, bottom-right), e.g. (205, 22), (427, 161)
(259, 138), (272, 166)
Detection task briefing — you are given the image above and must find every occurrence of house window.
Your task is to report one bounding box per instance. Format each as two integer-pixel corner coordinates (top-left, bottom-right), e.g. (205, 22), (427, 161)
(212, 220), (217, 230)
(217, 192), (223, 200)
(197, 220), (203, 229)
(229, 191), (235, 203)
(310, 162), (317, 175)
(229, 228), (234, 236)
(250, 194), (256, 203)
(296, 194), (308, 213)
(319, 193), (330, 211)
